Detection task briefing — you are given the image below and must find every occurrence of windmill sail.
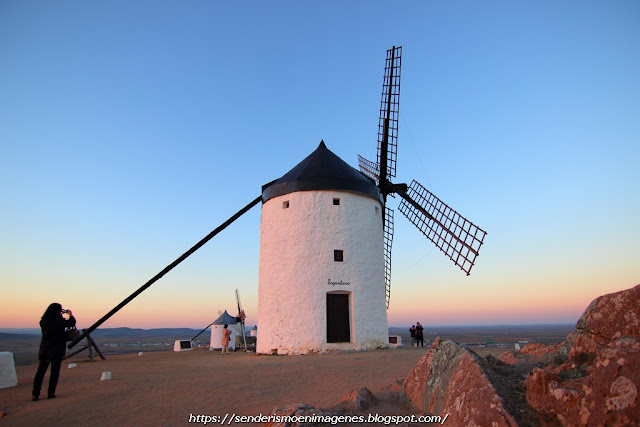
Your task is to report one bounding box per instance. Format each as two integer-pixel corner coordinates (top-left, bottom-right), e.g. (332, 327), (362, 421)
(358, 46), (402, 309)
(383, 207), (394, 308)
(377, 46), (401, 183)
(235, 289), (247, 351)
(358, 46), (486, 310)
(357, 154), (380, 183)
(398, 180), (486, 275)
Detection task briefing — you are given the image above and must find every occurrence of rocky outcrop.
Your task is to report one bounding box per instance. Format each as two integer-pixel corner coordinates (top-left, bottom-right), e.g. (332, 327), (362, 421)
(342, 387), (378, 411)
(403, 284), (640, 426)
(525, 284), (640, 426)
(575, 284), (640, 345)
(264, 402), (333, 427)
(403, 338), (524, 426)
(498, 343), (558, 366)
(264, 387), (380, 427)
(525, 337), (639, 426)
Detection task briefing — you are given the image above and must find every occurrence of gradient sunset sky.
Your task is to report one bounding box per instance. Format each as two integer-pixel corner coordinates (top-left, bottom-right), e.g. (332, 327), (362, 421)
(1, 1), (638, 329)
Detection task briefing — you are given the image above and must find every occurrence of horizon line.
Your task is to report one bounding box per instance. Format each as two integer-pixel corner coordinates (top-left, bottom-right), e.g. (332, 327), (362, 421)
(0, 322), (576, 333)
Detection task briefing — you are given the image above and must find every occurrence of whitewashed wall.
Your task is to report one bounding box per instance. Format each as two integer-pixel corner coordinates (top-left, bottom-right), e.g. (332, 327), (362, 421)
(257, 190), (388, 354)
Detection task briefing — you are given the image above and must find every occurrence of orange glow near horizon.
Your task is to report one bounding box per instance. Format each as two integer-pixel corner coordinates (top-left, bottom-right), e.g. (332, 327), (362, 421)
(3, 281), (635, 330)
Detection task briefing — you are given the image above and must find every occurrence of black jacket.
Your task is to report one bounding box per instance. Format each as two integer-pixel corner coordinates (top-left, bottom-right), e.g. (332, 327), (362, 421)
(38, 315), (76, 360)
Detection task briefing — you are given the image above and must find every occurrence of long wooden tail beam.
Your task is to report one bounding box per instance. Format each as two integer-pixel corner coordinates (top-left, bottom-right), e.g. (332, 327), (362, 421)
(68, 195), (262, 349)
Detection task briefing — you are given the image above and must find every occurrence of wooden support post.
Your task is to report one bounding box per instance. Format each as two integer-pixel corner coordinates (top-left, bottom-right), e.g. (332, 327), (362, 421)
(87, 332), (93, 362)
(87, 332), (106, 360)
(63, 344), (89, 360)
(62, 329), (106, 362)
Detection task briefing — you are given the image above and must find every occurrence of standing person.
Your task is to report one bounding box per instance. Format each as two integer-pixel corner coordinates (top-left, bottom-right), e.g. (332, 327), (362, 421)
(32, 303), (76, 401)
(221, 324), (232, 355)
(416, 322), (424, 347)
(409, 325), (416, 347)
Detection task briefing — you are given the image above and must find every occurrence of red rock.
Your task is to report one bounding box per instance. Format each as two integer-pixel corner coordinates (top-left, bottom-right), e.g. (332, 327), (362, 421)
(524, 284), (640, 426)
(568, 333), (600, 364)
(526, 337), (640, 426)
(403, 345), (437, 412)
(403, 284), (640, 427)
(342, 387), (377, 411)
(498, 343), (557, 366)
(403, 338), (520, 426)
(263, 402), (333, 427)
(520, 343), (557, 357)
(498, 351), (520, 365)
(575, 284), (640, 345)
(444, 352), (520, 426)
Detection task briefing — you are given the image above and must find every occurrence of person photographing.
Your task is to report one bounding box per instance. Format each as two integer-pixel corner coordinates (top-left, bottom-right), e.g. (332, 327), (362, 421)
(32, 303), (76, 401)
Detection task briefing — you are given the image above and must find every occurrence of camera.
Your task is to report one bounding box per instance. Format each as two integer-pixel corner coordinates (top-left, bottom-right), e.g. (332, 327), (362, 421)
(61, 309), (69, 314)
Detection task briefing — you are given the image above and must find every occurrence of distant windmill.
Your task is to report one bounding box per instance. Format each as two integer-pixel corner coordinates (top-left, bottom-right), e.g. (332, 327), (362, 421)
(66, 46), (485, 360)
(192, 292), (247, 351)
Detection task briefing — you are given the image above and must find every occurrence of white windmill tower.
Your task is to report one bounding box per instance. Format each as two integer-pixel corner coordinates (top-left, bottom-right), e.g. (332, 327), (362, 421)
(257, 141), (388, 354)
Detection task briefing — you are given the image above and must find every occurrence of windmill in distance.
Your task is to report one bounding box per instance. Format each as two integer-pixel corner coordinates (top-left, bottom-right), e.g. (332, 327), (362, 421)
(358, 46), (487, 308)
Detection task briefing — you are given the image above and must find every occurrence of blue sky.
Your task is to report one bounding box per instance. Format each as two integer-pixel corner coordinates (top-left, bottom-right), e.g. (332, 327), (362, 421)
(1, 1), (638, 328)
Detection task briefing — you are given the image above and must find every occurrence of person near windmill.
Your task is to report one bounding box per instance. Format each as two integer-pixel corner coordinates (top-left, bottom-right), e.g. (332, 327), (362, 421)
(221, 324), (232, 355)
(416, 322), (424, 347)
(409, 325), (416, 347)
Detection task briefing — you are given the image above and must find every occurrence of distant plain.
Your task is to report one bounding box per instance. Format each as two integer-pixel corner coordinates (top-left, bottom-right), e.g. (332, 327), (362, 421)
(1, 324), (574, 366)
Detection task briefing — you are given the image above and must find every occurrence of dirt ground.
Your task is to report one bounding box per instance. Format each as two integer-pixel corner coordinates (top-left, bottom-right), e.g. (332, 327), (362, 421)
(0, 346), (451, 426)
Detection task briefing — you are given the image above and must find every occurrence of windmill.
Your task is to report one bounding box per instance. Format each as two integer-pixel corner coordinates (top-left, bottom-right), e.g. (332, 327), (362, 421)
(191, 293), (248, 351)
(66, 46), (485, 359)
(357, 46), (487, 308)
(255, 46), (487, 355)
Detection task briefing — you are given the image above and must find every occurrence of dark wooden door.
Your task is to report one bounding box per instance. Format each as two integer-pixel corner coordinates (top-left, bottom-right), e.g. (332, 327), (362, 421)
(326, 293), (350, 343)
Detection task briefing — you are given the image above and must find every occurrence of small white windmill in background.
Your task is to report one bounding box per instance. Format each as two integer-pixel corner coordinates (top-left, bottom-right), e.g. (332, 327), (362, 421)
(192, 291), (248, 352)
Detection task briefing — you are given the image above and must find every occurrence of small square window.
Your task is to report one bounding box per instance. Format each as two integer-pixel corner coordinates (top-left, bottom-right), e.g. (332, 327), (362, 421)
(333, 198), (340, 206)
(334, 250), (344, 262)
(283, 201), (290, 209)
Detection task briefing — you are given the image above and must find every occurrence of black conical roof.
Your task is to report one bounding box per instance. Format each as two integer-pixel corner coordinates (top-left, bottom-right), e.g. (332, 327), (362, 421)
(262, 141), (381, 203)
(212, 310), (238, 325)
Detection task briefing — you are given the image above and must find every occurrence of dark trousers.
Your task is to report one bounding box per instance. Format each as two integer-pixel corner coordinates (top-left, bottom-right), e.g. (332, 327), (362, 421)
(32, 357), (62, 397)
(417, 336), (424, 347)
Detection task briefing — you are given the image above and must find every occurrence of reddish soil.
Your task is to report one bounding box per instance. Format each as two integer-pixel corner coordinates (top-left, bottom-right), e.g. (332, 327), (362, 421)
(0, 347), (438, 425)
